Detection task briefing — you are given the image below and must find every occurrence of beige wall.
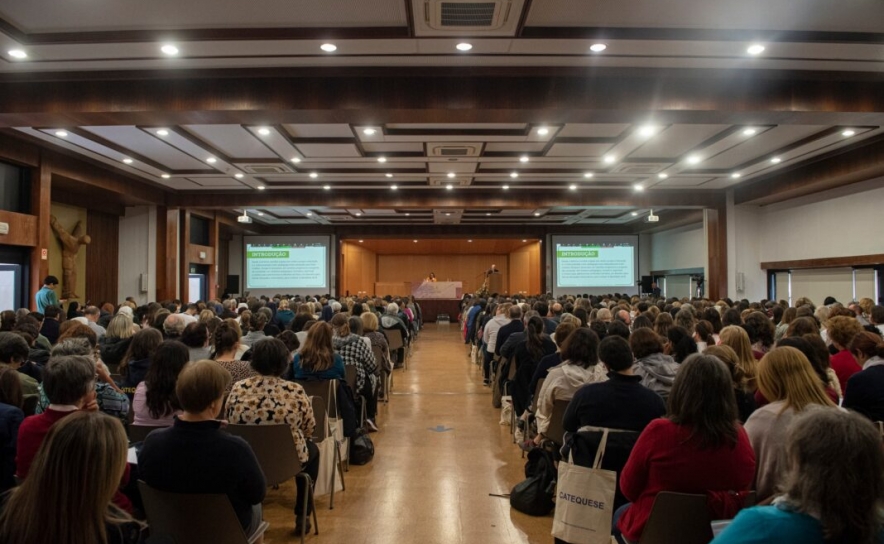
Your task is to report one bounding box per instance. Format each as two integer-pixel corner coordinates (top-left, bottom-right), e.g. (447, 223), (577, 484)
(48, 202), (88, 303)
(378, 254), (507, 294)
(508, 242), (541, 295)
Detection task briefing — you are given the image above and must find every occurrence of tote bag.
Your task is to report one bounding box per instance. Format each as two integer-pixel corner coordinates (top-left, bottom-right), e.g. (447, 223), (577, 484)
(551, 428), (616, 544)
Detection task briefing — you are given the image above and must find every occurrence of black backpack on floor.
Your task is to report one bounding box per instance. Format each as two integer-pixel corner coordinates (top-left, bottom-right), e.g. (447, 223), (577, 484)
(510, 446), (557, 516)
(349, 429), (375, 465)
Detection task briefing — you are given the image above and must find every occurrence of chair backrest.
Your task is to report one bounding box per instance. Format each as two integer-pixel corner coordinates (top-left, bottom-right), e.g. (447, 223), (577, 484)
(294, 379), (338, 418)
(371, 344), (387, 371)
(530, 378), (545, 412)
(128, 424), (164, 443)
(640, 492), (713, 544)
(382, 328), (404, 350)
(544, 398), (570, 446)
(311, 396), (328, 441)
(22, 395), (38, 416)
(226, 424), (301, 487)
(138, 481), (251, 544)
(344, 364), (358, 392)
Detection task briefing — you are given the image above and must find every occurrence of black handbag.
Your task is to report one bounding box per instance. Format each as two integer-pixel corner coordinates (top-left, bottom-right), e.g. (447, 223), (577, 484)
(349, 429), (375, 465)
(509, 447), (557, 516)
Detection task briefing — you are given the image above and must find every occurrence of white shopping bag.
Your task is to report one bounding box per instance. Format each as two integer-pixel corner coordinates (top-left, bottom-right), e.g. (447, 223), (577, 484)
(551, 429), (617, 544)
(312, 435), (344, 497)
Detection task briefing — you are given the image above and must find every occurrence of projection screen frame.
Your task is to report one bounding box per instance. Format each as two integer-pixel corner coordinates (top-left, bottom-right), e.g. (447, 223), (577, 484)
(550, 234), (640, 297)
(242, 235), (336, 298)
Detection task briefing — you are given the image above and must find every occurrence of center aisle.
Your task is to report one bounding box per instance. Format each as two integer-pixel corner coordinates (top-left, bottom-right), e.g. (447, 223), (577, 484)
(261, 323), (553, 543)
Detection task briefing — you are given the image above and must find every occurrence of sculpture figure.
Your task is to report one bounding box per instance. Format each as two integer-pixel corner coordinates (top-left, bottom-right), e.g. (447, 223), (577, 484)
(49, 215), (91, 300)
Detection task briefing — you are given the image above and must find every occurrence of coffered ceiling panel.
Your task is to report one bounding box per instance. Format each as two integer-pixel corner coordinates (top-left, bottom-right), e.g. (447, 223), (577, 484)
(80, 126), (211, 170)
(182, 125), (278, 160)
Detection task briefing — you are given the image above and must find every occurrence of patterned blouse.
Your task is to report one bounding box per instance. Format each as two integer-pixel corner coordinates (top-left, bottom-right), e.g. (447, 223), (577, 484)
(226, 375), (315, 463)
(332, 334), (378, 393)
(213, 359), (259, 394)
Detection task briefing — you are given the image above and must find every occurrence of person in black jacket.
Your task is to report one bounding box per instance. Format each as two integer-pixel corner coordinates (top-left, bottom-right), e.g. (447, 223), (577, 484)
(843, 331), (884, 422)
(511, 316), (557, 416)
(139, 359), (267, 536)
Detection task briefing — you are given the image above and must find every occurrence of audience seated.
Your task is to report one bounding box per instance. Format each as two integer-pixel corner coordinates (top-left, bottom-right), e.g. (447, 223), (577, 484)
(628, 328), (679, 401)
(704, 345), (757, 422)
(827, 315), (864, 392)
(292, 322), (346, 381)
(100, 314), (136, 370)
(842, 331), (884, 422)
(528, 321), (577, 400)
(139, 359), (267, 538)
(614, 354), (755, 544)
(227, 338), (318, 535)
(744, 346), (836, 502)
(361, 312), (392, 374)
(239, 310), (267, 347)
(211, 321), (259, 393)
(713, 409), (884, 544)
(132, 340), (188, 426)
(0, 367), (23, 493)
(510, 316), (557, 416)
(330, 313), (379, 430)
(380, 303), (410, 364)
(0, 411), (144, 544)
(0, 333), (40, 400)
(180, 321), (211, 361)
(664, 325), (698, 363)
(718, 325), (759, 391)
(118, 327), (163, 397)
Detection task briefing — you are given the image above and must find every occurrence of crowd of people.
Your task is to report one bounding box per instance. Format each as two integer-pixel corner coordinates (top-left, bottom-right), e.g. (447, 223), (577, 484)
(463, 292), (884, 544)
(0, 277), (423, 543)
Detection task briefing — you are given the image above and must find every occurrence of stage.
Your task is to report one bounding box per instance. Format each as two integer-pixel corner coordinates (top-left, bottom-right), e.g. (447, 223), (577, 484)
(416, 299), (462, 323)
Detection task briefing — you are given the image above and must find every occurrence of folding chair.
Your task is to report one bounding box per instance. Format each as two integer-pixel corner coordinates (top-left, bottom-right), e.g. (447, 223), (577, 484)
(543, 398), (570, 448)
(382, 328), (407, 370)
(640, 492), (713, 544)
(226, 424), (318, 543)
(127, 424), (163, 443)
(311, 395), (346, 509)
(138, 481), (269, 544)
(372, 344), (390, 403)
(344, 364), (366, 426)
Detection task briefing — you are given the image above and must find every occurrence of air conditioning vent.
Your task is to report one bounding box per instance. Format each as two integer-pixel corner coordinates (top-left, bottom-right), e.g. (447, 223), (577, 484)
(440, 148), (470, 156)
(612, 163), (669, 175)
(429, 176), (472, 186)
(241, 163), (293, 175)
(427, 143), (482, 157)
(440, 2), (496, 26)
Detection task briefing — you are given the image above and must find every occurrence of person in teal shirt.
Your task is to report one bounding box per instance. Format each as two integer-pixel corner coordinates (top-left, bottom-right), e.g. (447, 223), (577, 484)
(34, 276), (62, 314)
(713, 408), (884, 544)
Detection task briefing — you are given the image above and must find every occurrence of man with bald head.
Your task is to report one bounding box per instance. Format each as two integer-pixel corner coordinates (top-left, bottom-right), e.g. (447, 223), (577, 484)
(163, 313), (185, 340)
(616, 309), (632, 327)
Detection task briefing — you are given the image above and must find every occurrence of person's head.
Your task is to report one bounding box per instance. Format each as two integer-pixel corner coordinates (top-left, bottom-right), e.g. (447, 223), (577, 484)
(560, 328), (600, 368)
(719, 325), (757, 381)
(757, 346), (836, 412)
(122, 327), (163, 364)
(162, 313), (185, 338)
(0, 411), (132, 544)
(348, 316), (364, 336)
(276, 330), (300, 354)
(653, 312), (673, 337)
(722, 308), (742, 327)
(176, 360), (231, 417)
(827, 316), (864, 350)
(598, 335), (633, 372)
(631, 314), (653, 331)
(871, 305), (884, 326)
(780, 408), (884, 544)
(43, 305), (61, 320)
(0, 366), (23, 409)
(674, 308), (695, 333)
(595, 308), (612, 323)
(667, 354), (738, 449)
(786, 316), (820, 337)
(212, 320), (242, 356)
(629, 327), (665, 359)
(180, 322), (209, 348)
(385, 303), (399, 316)
(83, 305), (100, 323)
(43, 355), (96, 406)
(703, 345), (745, 389)
(508, 305), (522, 320)
(777, 335), (830, 389)
(300, 321), (335, 372)
(0, 332), (29, 367)
(743, 311), (775, 348)
(42, 275), (59, 288)
(552, 321), (577, 350)
(330, 312), (351, 337)
(694, 320), (715, 343)
(249, 337), (290, 377)
(849, 331), (884, 366)
(666, 326), (698, 364)
(144, 340), (189, 420)
(361, 312), (379, 333)
(242, 310), (268, 334)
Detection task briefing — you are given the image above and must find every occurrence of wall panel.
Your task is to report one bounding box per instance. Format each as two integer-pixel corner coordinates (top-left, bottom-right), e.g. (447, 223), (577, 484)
(341, 243), (378, 296)
(378, 254), (507, 295)
(509, 242), (541, 295)
(85, 209), (119, 305)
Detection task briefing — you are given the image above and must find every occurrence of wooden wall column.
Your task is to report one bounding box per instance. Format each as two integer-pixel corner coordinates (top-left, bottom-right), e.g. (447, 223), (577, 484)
(29, 153), (51, 309)
(155, 206), (180, 301)
(179, 209), (191, 304)
(705, 205), (728, 301)
(208, 213), (219, 301)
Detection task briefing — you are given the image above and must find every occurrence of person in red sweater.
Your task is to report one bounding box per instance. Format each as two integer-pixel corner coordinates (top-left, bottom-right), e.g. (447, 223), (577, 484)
(16, 354), (132, 513)
(614, 354), (756, 544)
(826, 316), (863, 393)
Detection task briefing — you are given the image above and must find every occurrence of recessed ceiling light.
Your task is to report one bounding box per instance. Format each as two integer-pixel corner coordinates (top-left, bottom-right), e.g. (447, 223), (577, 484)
(390, 185), (398, 190)
(122, 158), (133, 164)
(510, 172), (519, 178)
(731, 172), (742, 179)
(486, 213), (491, 216)
(842, 129), (856, 137)
(631, 212), (638, 216)
(770, 157), (781, 164)
(234, 173), (243, 178)
(257, 127), (271, 136)
(747, 44), (765, 55)
(160, 44), (179, 56)
(291, 157), (301, 163)
(309, 172), (318, 178)
(537, 127), (550, 136)
(633, 184), (644, 192)
(445, 212), (451, 217)
(257, 185), (266, 190)
(405, 213), (410, 216)
(589, 43), (607, 53)
(446, 184), (453, 190)
(534, 212), (541, 217)
(413, 239), (418, 243)
(743, 128), (757, 136)
(569, 184), (577, 191)
(323, 185), (331, 190)
(686, 155), (702, 165)
(638, 125), (657, 137)
(603, 155), (615, 164)
(584, 172), (594, 178)
(206, 157), (217, 164)
(355, 212), (362, 216)
(320, 43), (337, 52)
(522, 239), (527, 242)
(447, 172), (456, 178)
(456, 43), (473, 51)
(468, 239), (473, 243)
(7, 49), (27, 59)
(54, 130), (68, 138)
(658, 173), (668, 179)
(156, 129), (169, 136)
(502, 184), (510, 190)
(362, 128), (376, 136)
(520, 156), (529, 163)
(359, 239), (364, 243)
(377, 157), (387, 163)
(306, 212), (313, 216)
(161, 174), (170, 179)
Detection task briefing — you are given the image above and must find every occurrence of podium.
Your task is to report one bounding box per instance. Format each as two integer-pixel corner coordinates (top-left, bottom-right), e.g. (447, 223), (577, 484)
(412, 281), (463, 323)
(487, 273), (504, 294)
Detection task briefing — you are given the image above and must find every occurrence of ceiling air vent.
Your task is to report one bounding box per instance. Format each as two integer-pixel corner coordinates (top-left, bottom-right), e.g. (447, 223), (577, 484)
(240, 163), (294, 175)
(440, 2), (497, 26)
(427, 143), (482, 157)
(612, 163), (669, 175)
(414, 0), (524, 36)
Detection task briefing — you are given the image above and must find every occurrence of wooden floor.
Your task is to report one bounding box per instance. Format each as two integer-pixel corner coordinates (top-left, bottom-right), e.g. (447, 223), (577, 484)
(262, 324), (552, 543)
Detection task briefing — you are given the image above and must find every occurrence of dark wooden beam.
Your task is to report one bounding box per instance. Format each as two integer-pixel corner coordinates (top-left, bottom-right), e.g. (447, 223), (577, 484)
(705, 206), (727, 301)
(155, 206), (179, 301)
(761, 255), (884, 270)
(29, 153), (51, 309)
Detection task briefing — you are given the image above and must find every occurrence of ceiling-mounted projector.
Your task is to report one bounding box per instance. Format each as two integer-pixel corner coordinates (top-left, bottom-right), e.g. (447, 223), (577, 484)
(237, 211), (252, 224)
(646, 209), (660, 223)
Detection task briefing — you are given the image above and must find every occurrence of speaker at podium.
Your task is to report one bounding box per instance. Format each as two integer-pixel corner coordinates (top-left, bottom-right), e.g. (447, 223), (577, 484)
(487, 273), (504, 294)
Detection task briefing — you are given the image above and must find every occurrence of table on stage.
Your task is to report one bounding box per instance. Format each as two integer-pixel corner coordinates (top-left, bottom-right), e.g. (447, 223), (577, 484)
(413, 281), (462, 323)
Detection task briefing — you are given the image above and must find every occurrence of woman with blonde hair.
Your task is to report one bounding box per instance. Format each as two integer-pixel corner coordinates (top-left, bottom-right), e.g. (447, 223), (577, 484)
(291, 322), (345, 380)
(719, 325), (758, 391)
(0, 411), (143, 544)
(99, 314), (136, 370)
(653, 312), (673, 339)
(743, 346), (837, 502)
(705, 344), (756, 422)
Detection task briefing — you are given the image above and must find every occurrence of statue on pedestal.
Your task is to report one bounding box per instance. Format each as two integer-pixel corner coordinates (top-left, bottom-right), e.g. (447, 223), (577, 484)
(49, 215), (91, 300)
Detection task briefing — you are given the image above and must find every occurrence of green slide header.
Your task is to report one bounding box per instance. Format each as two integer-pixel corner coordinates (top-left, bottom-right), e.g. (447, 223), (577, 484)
(247, 250), (289, 258)
(557, 249), (599, 258)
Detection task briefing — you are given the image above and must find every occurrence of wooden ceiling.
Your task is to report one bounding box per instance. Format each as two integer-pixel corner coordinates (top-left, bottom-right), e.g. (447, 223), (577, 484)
(343, 238), (537, 255)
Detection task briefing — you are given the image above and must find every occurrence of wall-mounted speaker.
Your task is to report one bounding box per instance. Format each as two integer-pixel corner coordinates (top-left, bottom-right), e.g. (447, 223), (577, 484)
(139, 273), (149, 293)
(736, 272), (745, 293)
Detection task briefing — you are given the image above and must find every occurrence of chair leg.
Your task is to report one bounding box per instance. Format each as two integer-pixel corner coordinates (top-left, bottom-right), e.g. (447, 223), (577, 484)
(336, 440), (348, 485)
(329, 446), (337, 510)
(310, 479), (319, 535)
(297, 473), (310, 544)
